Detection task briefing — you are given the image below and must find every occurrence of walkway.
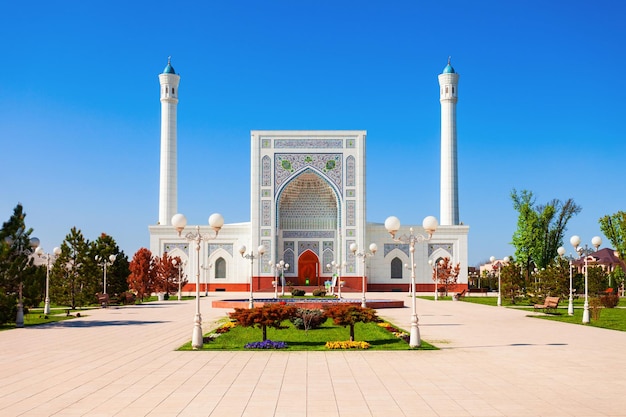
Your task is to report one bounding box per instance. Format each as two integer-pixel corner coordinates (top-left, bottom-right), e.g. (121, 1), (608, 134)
(1, 292), (625, 416)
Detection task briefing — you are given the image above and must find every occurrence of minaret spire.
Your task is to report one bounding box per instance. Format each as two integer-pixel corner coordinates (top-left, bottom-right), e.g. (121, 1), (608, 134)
(158, 57), (180, 225)
(438, 58), (460, 225)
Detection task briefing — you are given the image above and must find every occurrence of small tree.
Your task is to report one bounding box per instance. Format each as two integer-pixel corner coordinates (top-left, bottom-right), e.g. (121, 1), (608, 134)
(153, 252), (180, 295)
(323, 304), (379, 342)
(229, 303), (296, 341)
(128, 248), (155, 301)
(433, 257), (460, 296)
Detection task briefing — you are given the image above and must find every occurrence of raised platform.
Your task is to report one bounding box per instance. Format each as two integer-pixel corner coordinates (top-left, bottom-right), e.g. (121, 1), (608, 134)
(212, 297), (405, 309)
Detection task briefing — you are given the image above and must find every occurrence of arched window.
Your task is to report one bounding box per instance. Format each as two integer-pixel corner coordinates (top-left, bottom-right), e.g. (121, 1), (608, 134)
(391, 257), (403, 279)
(172, 88), (175, 95)
(215, 257), (226, 278)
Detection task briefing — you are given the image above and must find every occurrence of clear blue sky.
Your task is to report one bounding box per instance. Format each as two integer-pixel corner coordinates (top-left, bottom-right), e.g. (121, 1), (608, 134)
(2, 0), (624, 266)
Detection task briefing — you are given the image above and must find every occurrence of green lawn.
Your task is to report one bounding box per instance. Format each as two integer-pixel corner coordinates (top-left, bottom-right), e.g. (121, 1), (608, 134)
(179, 318), (438, 351)
(457, 295), (626, 331)
(0, 308), (79, 331)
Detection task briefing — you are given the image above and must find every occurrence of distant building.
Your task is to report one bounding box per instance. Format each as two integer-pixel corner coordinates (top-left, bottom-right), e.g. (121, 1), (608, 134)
(149, 59), (469, 293)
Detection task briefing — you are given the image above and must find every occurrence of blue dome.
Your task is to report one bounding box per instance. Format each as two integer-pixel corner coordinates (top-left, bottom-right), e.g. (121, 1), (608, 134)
(443, 63), (455, 74)
(163, 57), (176, 74)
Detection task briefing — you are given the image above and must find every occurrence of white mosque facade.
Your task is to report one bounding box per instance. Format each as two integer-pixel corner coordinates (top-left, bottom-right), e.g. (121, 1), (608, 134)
(148, 59), (469, 294)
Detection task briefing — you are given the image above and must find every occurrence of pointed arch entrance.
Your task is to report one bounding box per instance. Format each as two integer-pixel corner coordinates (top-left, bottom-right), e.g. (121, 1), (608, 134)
(297, 250), (320, 286)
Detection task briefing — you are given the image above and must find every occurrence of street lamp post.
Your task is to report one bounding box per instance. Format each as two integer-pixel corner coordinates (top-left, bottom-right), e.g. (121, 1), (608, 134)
(350, 243), (377, 307)
(557, 246), (576, 316)
(384, 215), (438, 348)
(269, 261), (278, 299)
(327, 261), (344, 298)
(428, 259), (444, 301)
(172, 212), (224, 349)
(35, 246), (62, 315)
(172, 259), (186, 301)
(201, 264), (211, 296)
(276, 260), (289, 297)
(239, 244), (266, 308)
(490, 256), (509, 306)
(4, 232), (40, 328)
(570, 235), (602, 324)
(95, 254), (116, 296)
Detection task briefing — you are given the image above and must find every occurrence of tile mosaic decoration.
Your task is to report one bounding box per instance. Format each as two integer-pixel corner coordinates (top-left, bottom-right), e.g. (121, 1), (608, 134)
(262, 189), (271, 197)
(283, 231), (335, 239)
(429, 243), (454, 257)
(346, 138), (356, 148)
(298, 241), (319, 256)
(261, 229), (271, 237)
(346, 200), (355, 226)
(262, 200), (271, 226)
(207, 243), (233, 257)
(384, 243), (410, 258)
(274, 138), (343, 148)
(346, 189), (355, 197)
(262, 138), (271, 148)
(323, 249), (334, 271)
(262, 156), (271, 186)
(164, 242), (189, 255)
(346, 229), (355, 237)
(274, 153), (342, 191)
(323, 241), (334, 251)
(261, 239), (271, 272)
(346, 155), (355, 186)
(283, 249), (294, 273)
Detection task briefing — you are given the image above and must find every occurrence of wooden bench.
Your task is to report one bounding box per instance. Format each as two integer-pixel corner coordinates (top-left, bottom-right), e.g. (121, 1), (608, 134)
(534, 296), (560, 313)
(96, 293), (109, 308)
(453, 289), (467, 300)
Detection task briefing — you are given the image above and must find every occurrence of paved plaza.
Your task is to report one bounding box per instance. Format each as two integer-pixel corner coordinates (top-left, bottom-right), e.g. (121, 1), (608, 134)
(1, 293), (625, 417)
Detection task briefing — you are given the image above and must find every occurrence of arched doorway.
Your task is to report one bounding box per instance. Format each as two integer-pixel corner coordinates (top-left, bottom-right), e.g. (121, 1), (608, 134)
(298, 250), (319, 286)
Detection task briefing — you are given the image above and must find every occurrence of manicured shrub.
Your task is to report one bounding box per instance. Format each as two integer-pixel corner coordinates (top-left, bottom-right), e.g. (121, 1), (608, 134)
(323, 304), (379, 342)
(600, 293), (619, 308)
(229, 303), (296, 341)
(312, 288), (326, 297)
(290, 308), (325, 330)
(291, 288), (305, 296)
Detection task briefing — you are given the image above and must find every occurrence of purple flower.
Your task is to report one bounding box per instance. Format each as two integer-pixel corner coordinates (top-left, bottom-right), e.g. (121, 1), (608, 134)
(244, 340), (288, 349)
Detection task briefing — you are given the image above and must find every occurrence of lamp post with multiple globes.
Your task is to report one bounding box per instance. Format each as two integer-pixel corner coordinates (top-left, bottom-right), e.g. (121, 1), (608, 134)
(384, 215), (438, 348)
(350, 243), (377, 307)
(35, 246), (62, 315)
(172, 258), (187, 301)
(239, 244), (266, 308)
(95, 254), (116, 296)
(326, 261), (344, 298)
(570, 235), (602, 324)
(489, 256), (509, 307)
(557, 246), (576, 316)
(172, 212), (224, 349)
(428, 258), (444, 301)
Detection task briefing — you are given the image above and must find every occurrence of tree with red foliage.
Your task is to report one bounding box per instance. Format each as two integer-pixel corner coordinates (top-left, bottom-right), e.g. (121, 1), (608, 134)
(128, 248), (155, 301)
(432, 257), (461, 296)
(153, 252), (185, 295)
(229, 303), (296, 341)
(323, 304), (379, 341)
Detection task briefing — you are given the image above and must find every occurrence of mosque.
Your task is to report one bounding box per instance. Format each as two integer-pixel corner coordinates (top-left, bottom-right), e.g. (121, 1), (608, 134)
(148, 59), (469, 294)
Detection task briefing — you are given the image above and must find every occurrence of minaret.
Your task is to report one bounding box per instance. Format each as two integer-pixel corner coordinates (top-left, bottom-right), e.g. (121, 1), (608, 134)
(158, 57), (180, 226)
(438, 58), (460, 226)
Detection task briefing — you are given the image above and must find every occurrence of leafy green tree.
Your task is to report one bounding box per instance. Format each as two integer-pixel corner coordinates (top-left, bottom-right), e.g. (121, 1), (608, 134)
(500, 259), (525, 303)
(229, 303), (297, 341)
(323, 304), (379, 342)
(50, 228), (94, 309)
(91, 233), (130, 296)
(599, 211), (626, 260)
(511, 189), (581, 276)
(128, 248), (155, 301)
